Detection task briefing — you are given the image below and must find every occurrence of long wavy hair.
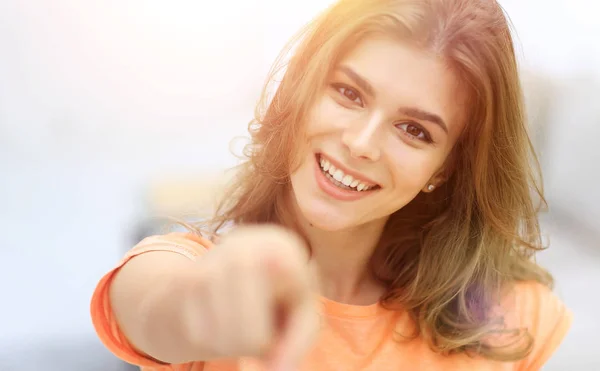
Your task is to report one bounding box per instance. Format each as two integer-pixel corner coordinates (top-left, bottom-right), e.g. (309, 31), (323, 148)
(196, 0), (553, 362)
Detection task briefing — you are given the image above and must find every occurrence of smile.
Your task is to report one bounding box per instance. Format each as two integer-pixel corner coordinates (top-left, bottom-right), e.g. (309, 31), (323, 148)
(314, 153), (381, 201)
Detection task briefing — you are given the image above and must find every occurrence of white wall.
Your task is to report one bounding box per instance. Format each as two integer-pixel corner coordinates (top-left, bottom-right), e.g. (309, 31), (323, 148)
(501, 0), (600, 226)
(0, 0), (597, 368)
(0, 0), (333, 352)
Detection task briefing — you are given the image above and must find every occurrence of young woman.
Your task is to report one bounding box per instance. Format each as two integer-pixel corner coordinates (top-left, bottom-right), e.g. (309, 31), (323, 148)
(91, 1), (572, 370)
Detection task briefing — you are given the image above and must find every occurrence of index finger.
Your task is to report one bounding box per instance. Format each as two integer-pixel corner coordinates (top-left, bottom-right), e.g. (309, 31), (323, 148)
(266, 257), (320, 371)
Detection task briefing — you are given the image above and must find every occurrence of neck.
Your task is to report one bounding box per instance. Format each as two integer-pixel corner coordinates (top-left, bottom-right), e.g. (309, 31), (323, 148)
(288, 194), (388, 305)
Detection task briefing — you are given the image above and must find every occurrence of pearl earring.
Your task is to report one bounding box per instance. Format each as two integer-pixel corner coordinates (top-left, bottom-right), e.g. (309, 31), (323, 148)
(427, 184), (435, 191)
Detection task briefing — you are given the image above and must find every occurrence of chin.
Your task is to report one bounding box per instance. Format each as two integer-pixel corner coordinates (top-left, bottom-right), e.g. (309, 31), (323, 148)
(294, 198), (358, 231)
(289, 161), (366, 232)
(289, 148), (388, 232)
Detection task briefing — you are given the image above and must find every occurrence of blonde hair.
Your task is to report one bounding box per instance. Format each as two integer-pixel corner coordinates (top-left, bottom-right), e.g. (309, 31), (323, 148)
(197, 0), (552, 361)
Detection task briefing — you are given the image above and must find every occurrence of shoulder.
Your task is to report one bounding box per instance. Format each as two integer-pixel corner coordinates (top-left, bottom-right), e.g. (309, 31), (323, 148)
(501, 281), (571, 333)
(125, 232), (216, 261)
(89, 232), (216, 367)
(498, 281), (572, 370)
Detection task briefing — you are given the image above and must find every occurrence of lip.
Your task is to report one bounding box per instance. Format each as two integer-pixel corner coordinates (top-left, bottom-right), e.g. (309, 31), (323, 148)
(317, 153), (380, 187)
(313, 155), (379, 201)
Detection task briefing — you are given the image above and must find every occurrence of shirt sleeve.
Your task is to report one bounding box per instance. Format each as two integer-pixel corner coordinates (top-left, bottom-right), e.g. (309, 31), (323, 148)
(509, 282), (573, 371)
(90, 232), (214, 369)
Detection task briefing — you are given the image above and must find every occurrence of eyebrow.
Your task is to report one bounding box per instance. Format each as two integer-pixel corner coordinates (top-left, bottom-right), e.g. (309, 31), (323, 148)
(338, 65), (376, 98)
(399, 107), (448, 134)
(337, 65), (449, 134)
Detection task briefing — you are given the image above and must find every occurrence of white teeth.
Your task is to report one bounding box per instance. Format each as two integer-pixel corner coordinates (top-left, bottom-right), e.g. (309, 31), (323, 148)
(333, 169), (344, 182)
(320, 157), (331, 171)
(318, 155), (376, 191)
(342, 175), (353, 186)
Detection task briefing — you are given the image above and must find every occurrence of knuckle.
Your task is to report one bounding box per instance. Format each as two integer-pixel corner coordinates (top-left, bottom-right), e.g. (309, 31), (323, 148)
(229, 250), (255, 272)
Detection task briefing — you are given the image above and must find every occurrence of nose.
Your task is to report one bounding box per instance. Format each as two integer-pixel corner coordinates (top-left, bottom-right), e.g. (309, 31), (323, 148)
(341, 113), (382, 161)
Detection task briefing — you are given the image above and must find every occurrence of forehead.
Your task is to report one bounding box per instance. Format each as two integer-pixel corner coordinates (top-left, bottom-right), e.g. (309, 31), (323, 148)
(334, 35), (469, 139)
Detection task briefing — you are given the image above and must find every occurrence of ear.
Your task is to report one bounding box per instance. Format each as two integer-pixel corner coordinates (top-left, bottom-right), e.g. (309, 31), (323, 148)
(422, 172), (446, 193)
(422, 156), (456, 193)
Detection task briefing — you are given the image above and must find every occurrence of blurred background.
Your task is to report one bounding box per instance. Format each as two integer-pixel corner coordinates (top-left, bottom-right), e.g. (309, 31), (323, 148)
(0, 0), (598, 370)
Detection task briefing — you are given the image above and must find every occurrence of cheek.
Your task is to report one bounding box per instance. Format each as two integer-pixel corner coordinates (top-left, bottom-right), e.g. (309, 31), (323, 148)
(387, 147), (444, 189)
(305, 95), (353, 135)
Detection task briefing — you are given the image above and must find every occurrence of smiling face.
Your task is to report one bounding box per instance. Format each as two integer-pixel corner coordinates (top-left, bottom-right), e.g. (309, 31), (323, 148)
(289, 35), (469, 232)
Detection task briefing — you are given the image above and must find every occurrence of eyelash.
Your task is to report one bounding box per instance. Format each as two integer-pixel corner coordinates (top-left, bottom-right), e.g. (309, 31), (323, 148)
(330, 83), (434, 144)
(331, 83), (364, 106)
(396, 122), (434, 144)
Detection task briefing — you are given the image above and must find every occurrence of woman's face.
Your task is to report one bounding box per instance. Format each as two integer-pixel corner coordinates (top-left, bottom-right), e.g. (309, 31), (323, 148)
(290, 35), (468, 232)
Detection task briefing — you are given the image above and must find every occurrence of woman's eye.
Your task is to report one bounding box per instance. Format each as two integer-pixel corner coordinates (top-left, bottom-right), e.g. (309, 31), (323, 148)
(333, 84), (363, 106)
(396, 122), (433, 143)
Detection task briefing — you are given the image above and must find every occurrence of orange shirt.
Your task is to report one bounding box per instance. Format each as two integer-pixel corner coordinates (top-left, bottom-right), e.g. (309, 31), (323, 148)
(91, 233), (572, 371)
